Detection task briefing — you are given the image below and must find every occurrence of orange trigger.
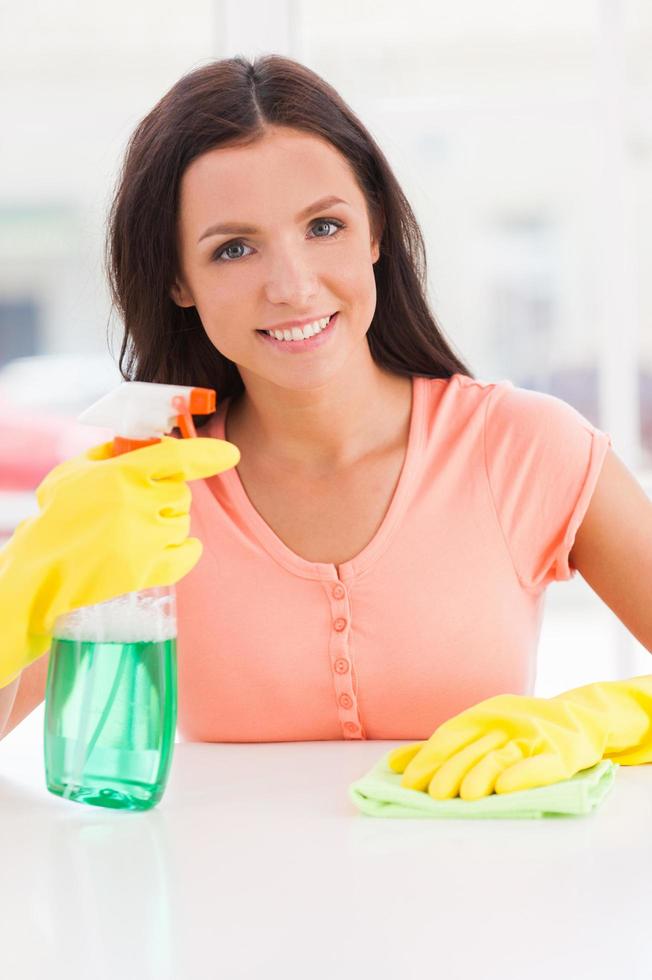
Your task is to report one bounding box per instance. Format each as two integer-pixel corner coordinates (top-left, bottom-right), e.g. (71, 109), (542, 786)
(172, 395), (198, 439)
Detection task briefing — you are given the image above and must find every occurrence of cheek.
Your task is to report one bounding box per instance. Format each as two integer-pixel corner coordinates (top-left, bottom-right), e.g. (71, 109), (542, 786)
(193, 293), (256, 354)
(337, 254), (377, 319)
(326, 246), (377, 299)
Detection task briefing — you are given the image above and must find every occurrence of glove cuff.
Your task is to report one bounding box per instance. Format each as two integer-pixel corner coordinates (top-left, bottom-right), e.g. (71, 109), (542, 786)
(557, 676), (652, 765)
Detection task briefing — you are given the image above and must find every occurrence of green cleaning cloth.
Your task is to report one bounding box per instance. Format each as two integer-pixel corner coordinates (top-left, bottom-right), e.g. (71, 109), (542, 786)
(348, 751), (618, 819)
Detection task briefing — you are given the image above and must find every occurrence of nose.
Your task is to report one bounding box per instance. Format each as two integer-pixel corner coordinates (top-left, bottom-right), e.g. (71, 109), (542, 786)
(263, 240), (319, 309)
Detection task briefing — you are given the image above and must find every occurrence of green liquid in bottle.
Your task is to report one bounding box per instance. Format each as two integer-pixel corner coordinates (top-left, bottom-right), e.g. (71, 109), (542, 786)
(44, 636), (177, 811)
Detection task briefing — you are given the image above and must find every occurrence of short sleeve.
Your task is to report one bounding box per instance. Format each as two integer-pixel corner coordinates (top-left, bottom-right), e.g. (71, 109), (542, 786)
(483, 380), (613, 592)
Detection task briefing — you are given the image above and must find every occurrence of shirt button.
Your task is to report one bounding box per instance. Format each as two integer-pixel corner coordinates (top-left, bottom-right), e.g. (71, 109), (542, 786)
(333, 617), (347, 632)
(339, 693), (353, 709)
(344, 722), (359, 734)
(334, 658), (349, 674)
(332, 584), (345, 599)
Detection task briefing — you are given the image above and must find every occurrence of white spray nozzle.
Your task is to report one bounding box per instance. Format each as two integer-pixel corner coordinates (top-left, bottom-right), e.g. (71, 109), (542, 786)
(77, 381), (215, 441)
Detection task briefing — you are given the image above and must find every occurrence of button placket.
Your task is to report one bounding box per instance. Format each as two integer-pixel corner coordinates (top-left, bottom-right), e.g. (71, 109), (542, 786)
(326, 579), (365, 739)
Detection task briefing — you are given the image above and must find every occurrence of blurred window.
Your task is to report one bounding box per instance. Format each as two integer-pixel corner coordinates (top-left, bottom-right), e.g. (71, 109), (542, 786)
(0, 297), (39, 366)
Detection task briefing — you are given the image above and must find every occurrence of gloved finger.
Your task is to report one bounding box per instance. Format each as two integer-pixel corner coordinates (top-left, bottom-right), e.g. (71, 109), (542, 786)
(84, 436), (240, 485)
(130, 436), (241, 483)
(34, 437), (220, 508)
(153, 482), (193, 518)
(428, 730), (509, 799)
(494, 751), (584, 795)
(148, 536), (204, 587)
(399, 721), (487, 791)
(84, 439), (115, 462)
(387, 742), (425, 773)
(458, 741), (526, 801)
(153, 512), (191, 547)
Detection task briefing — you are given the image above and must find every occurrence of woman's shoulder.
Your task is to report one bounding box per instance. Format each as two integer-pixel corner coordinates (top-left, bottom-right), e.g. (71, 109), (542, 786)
(426, 372), (600, 437)
(419, 371), (508, 416)
(422, 371), (570, 412)
(421, 371), (503, 394)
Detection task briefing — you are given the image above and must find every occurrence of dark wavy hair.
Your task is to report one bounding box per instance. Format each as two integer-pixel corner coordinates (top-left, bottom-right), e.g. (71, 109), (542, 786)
(105, 54), (475, 427)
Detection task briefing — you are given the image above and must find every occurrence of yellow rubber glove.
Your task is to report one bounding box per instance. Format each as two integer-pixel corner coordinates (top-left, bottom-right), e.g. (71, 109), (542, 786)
(0, 434), (240, 689)
(388, 675), (652, 800)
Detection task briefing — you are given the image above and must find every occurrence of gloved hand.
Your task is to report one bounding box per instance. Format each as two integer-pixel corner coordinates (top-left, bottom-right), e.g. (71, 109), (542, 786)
(0, 435), (240, 689)
(388, 675), (652, 800)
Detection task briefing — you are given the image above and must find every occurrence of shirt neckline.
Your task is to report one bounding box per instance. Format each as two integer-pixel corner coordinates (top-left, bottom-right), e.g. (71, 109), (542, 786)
(209, 374), (426, 582)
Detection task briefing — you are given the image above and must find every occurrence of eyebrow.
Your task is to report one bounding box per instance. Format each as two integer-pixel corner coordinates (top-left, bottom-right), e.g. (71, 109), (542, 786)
(197, 195), (350, 244)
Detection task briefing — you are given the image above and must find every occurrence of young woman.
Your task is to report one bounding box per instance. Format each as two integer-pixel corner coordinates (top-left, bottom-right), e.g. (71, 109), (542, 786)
(2, 56), (651, 800)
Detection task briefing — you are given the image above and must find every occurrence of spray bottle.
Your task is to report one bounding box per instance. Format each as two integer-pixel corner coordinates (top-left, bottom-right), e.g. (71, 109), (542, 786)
(43, 381), (215, 812)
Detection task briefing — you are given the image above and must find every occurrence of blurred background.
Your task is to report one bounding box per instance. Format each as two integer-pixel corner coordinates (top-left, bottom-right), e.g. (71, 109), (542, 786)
(1, 0), (651, 749)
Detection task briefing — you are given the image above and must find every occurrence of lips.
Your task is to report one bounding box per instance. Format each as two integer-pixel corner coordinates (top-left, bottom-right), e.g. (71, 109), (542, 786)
(256, 311), (339, 352)
(256, 312), (335, 336)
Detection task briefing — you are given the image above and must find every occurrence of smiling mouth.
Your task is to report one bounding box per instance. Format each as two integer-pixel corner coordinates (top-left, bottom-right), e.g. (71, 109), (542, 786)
(256, 312), (336, 340)
(255, 311), (339, 349)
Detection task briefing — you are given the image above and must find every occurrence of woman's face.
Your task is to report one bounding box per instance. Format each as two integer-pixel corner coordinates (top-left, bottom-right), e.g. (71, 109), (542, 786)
(171, 126), (381, 390)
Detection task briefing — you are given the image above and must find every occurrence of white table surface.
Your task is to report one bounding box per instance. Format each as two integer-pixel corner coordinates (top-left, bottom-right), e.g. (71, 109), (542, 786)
(1, 735), (651, 980)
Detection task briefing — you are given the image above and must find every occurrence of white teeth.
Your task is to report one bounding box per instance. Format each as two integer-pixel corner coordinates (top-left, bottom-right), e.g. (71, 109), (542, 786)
(265, 314), (332, 341)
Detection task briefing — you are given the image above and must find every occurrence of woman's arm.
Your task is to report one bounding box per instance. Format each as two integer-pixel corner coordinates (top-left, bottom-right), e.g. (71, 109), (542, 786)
(568, 448), (652, 653)
(0, 676), (20, 738)
(0, 650), (49, 741)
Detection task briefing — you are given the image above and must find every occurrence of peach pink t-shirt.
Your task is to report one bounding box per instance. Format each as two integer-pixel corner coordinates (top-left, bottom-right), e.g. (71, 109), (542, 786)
(174, 373), (612, 743)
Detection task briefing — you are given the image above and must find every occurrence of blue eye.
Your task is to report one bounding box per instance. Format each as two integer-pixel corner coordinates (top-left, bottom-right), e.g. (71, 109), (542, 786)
(311, 219), (342, 239)
(211, 218), (345, 263)
(213, 241), (251, 263)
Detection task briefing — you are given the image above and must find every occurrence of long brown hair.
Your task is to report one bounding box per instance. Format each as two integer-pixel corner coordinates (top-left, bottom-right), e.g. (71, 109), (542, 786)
(105, 55), (475, 426)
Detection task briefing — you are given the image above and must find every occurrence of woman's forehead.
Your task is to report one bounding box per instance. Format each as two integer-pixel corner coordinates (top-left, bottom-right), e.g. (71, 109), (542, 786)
(186, 126), (346, 175)
(178, 132), (364, 231)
